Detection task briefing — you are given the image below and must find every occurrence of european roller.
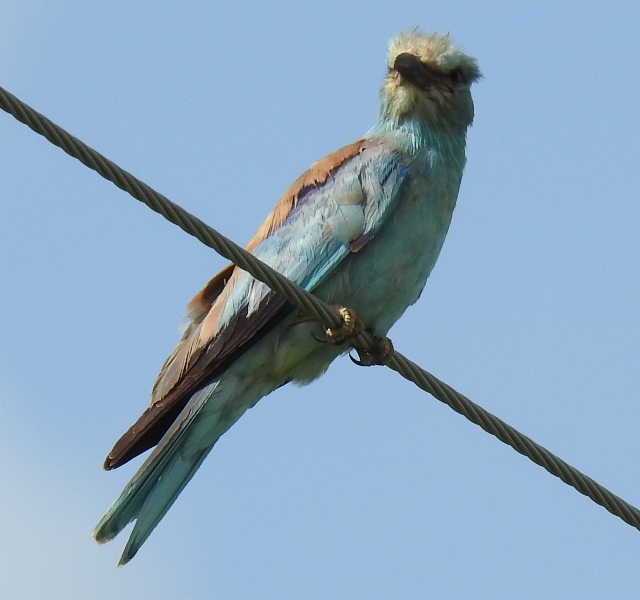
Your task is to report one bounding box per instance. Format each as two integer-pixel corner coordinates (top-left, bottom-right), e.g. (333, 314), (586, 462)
(94, 31), (481, 564)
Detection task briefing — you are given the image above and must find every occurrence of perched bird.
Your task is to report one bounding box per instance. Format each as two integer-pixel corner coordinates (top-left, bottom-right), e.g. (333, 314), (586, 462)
(94, 31), (481, 564)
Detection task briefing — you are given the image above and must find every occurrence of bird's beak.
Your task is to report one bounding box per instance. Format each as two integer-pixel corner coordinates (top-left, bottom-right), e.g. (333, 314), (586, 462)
(393, 53), (435, 91)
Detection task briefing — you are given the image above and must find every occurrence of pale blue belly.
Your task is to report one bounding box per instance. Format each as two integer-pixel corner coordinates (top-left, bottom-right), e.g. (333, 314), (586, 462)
(222, 163), (462, 393)
(315, 172), (458, 335)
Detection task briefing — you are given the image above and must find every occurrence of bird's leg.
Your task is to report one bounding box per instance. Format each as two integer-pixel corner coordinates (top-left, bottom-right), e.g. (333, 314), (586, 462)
(350, 336), (394, 367)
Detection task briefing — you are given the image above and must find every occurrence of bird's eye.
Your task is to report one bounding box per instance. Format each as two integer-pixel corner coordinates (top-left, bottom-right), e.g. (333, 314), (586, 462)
(448, 69), (465, 85)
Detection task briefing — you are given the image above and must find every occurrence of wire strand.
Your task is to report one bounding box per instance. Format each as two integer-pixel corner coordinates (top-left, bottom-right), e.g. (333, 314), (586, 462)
(2, 83), (639, 532)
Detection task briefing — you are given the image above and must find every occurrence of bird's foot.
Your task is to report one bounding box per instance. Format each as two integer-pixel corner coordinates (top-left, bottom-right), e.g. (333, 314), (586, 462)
(317, 305), (365, 345)
(350, 336), (394, 367)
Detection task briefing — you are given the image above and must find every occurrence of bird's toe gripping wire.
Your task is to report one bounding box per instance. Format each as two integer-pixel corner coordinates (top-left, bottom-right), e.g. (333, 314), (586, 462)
(314, 304), (395, 367)
(349, 336), (395, 367)
(323, 305), (365, 344)
(311, 304), (364, 344)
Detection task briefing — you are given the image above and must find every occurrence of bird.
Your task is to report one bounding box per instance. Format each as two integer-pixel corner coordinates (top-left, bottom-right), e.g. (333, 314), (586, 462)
(93, 30), (481, 564)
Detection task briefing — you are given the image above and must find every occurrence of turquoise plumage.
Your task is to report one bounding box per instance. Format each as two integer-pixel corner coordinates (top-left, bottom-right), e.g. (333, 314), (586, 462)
(94, 31), (481, 564)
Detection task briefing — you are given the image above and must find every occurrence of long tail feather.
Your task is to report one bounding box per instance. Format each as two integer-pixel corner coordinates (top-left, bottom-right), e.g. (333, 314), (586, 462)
(94, 379), (252, 563)
(119, 446), (212, 564)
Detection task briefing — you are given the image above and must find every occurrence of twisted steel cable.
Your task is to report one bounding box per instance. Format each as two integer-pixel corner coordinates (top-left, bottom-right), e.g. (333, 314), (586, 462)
(2, 83), (639, 532)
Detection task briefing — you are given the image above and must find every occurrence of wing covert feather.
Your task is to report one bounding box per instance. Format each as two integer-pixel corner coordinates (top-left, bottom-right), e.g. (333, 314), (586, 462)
(105, 137), (408, 469)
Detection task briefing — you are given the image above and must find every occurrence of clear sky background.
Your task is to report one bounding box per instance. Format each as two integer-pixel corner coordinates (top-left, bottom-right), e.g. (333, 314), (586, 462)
(1, 1), (639, 598)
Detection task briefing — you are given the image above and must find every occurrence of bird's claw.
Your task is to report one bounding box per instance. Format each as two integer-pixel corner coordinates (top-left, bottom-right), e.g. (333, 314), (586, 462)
(320, 305), (364, 345)
(350, 336), (394, 367)
(316, 306), (393, 367)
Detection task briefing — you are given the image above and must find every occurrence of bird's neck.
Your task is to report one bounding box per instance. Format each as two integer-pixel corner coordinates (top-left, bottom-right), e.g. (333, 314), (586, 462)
(368, 113), (467, 157)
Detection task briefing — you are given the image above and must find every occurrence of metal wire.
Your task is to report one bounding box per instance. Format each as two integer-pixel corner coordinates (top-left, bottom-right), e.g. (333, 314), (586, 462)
(2, 83), (639, 532)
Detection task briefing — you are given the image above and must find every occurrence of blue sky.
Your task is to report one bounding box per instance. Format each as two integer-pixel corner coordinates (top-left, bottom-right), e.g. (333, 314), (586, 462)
(1, 1), (640, 598)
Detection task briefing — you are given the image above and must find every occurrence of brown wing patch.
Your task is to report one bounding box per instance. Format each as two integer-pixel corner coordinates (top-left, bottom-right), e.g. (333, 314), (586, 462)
(104, 139), (366, 470)
(186, 263), (235, 323)
(245, 139), (365, 251)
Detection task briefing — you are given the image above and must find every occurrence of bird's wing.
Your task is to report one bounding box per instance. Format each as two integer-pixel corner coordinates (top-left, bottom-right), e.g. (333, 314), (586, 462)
(104, 137), (408, 469)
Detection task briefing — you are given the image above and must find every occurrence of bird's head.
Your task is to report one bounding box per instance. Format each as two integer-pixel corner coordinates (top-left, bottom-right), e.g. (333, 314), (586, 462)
(380, 31), (481, 131)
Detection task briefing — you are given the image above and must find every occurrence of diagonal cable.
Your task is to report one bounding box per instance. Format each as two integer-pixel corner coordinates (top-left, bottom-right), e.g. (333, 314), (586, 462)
(1, 83), (639, 532)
